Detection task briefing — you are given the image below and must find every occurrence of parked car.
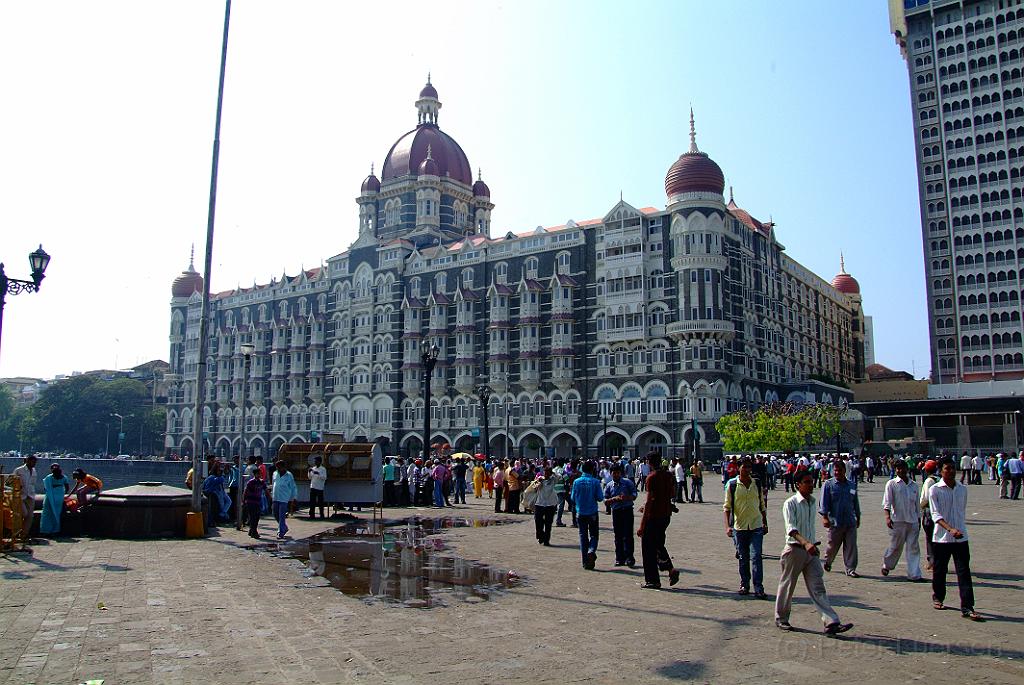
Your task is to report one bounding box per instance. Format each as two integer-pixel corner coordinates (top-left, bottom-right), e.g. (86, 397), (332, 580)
(113, 454), (133, 461)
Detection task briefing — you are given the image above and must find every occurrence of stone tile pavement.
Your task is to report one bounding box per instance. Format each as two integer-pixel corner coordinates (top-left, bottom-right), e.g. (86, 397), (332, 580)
(1, 478), (1023, 684)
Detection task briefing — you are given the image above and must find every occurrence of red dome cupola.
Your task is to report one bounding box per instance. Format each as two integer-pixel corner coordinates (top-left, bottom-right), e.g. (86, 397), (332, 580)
(665, 109), (725, 200)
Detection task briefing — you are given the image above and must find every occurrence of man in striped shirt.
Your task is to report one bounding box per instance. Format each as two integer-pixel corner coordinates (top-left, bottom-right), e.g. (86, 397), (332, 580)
(928, 457), (982, 621)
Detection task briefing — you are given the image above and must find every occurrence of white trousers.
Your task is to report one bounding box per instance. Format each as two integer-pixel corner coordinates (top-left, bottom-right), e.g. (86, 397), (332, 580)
(882, 521), (923, 579)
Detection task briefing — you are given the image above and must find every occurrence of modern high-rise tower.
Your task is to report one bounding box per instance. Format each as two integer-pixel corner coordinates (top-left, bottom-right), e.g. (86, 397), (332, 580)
(891, 0), (1024, 397)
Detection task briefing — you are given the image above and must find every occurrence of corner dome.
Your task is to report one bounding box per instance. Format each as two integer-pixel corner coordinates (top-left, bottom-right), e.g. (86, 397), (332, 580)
(473, 169), (490, 198)
(665, 109), (725, 199)
(172, 252), (203, 298)
(360, 166), (380, 194)
(831, 255), (860, 295)
(418, 146), (440, 176)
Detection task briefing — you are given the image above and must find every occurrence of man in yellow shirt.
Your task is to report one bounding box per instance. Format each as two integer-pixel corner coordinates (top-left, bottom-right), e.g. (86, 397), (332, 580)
(724, 460), (768, 598)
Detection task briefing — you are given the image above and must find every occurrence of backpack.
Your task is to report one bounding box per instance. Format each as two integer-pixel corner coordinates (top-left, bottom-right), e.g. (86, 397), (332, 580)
(726, 477), (763, 527)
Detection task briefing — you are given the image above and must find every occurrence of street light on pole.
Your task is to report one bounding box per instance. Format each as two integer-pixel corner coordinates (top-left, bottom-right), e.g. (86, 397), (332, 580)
(477, 381), (490, 462)
(0, 245), (51, 363)
(421, 342), (440, 466)
(111, 412), (133, 455)
(505, 402), (512, 461)
(236, 342), (254, 530)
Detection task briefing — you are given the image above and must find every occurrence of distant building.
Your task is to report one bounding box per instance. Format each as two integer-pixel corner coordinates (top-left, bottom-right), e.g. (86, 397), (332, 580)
(852, 363), (929, 402)
(164, 79), (869, 461)
(0, 377), (46, 406)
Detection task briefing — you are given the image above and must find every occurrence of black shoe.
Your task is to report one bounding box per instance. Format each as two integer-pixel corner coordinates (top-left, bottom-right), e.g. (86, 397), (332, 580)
(586, 551), (597, 569)
(823, 562), (832, 573)
(738, 587), (749, 595)
(555, 522), (566, 527)
(669, 568), (680, 586)
(776, 619), (793, 631)
(640, 582), (661, 590)
(627, 559), (636, 568)
(754, 591), (768, 600)
(614, 561), (625, 567)
(824, 622), (853, 635)
(846, 570), (860, 578)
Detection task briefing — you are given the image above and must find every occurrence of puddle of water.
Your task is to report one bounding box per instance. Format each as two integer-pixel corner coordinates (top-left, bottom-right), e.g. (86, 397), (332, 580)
(264, 516), (520, 608)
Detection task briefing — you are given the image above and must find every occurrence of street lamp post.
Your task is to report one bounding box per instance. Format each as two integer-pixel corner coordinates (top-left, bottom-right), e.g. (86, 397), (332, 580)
(0, 245), (51, 363)
(477, 382), (490, 461)
(111, 412), (133, 455)
(236, 343), (254, 530)
(505, 403), (512, 460)
(602, 414), (609, 461)
(421, 343), (440, 466)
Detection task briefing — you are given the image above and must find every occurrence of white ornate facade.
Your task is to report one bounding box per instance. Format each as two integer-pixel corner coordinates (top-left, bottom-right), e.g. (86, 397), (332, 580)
(164, 79), (867, 461)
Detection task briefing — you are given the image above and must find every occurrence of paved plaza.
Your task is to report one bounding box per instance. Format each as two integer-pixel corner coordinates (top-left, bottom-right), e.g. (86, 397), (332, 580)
(1, 476), (1022, 685)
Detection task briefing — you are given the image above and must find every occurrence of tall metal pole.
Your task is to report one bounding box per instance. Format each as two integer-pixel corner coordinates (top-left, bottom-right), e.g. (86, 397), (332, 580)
(421, 344), (438, 466)
(236, 348), (251, 529)
(505, 404), (511, 460)
(191, 0), (232, 514)
(478, 384), (490, 461)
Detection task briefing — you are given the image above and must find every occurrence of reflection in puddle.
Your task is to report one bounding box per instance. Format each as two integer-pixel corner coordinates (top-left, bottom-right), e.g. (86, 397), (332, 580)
(268, 516), (520, 608)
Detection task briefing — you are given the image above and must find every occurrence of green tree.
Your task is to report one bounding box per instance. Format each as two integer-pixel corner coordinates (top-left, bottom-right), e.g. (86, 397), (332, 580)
(716, 402), (842, 454)
(0, 385), (27, 452)
(21, 376), (166, 455)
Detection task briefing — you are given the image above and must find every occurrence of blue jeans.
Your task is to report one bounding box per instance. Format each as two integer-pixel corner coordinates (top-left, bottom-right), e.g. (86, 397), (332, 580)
(735, 528), (764, 592)
(577, 514), (599, 565)
(454, 478), (467, 504)
(433, 479), (445, 507)
(272, 501), (289, 538)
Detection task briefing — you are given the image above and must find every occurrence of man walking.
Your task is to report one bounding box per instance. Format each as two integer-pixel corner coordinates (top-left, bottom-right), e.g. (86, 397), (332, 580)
(959, 453), (972, 485)
(774, 471), (853, 634)
(637, 453), (681, 589)
(689, 459), (704, 503)
(382, 457), (396, 506)
(724, 460), (768, 598)
(881, 460), (924, 581)
(673, 458), (688, 503)
(1007, 451), (1024, 500)
(819, 460), (861, 578)
(451, 456), (469, 505)
(929, 458), (982, 620)
(492, 461), (505, 513)
(271, 460), (298, 540)
(571, 461), (604, 570)
(12, 455), (37, 540)
(604, 463), (637, 567)
(919, 459), (939, 571)
(308, 454), (327, 519)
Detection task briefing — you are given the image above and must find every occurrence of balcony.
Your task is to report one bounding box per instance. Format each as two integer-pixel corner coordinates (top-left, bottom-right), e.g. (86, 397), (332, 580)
(601, 250), (643, 270)
(667, 320), (735, 339)
(604, 289), (645, 307)
(604, 325), (645, 342)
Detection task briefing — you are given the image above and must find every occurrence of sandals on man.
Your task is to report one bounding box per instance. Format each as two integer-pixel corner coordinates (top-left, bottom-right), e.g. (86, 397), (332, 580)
(962, 610), (984, 621)
(933, 601), (944, 610)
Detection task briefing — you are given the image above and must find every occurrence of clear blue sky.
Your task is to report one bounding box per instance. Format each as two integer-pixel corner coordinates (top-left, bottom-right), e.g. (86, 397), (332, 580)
(0, 0), (926, 379)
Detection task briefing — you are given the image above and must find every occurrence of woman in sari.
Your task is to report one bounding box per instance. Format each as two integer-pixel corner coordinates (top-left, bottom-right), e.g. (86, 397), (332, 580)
(40, 463), (70, 535)
(472, 460), (485, 499)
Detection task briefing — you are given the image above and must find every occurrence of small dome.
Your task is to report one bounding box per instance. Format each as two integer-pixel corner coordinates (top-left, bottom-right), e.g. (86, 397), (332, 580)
(418, 146), (440, 176)
(665, 109), (725, 199)
(172, 265), (203, 298)
(419, 81), (438, 99)
(832, 272), (860, 295)
(473, 170), (490, 198)
(831, 255), (860, 295)
(360, 170), (380, 193)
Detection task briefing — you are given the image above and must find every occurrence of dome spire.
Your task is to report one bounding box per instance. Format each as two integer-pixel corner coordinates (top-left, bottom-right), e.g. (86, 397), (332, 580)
(188, 243), (195, 271)
(840, 252), (847, 274)
(689, 107), (699, 154)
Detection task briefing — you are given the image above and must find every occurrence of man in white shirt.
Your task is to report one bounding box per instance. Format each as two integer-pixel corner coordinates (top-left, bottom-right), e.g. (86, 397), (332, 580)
(881, 460), (923, 581)
(12, 455), (37, 538)
(865, 456), (875, 483)
(307, 455), (328, 519)
(959, 453), (972, 484)
(673, 458), (688, 503)
(929, 457), (981, 620)
(971, 455), (985, 485)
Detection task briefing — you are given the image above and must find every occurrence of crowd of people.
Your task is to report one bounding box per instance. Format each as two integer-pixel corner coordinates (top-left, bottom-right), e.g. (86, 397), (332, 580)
(9, 455), (105, 537)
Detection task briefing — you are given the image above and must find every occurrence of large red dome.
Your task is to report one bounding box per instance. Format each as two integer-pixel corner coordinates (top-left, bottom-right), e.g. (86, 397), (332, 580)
(381, 125), (473, 186)
(832, 273), (860, 295)
(172, 266), (203, 298)
(665, 151), (725, 197)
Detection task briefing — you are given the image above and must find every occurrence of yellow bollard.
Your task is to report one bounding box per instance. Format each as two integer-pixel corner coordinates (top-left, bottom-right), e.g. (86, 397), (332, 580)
(185, 511), (205, 538)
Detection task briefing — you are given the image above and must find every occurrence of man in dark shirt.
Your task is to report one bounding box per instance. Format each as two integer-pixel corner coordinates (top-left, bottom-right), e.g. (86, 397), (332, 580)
(451, 457), (469, 505)
(637, 452), (681, 589)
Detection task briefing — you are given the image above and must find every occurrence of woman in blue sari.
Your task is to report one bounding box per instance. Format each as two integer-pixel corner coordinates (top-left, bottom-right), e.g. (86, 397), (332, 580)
(40, 463), (70, 535)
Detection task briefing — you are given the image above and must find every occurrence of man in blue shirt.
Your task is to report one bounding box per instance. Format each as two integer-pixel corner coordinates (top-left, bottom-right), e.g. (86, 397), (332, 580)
(571, 461), (604, 570)
(604, 463), (637, 567)
(819, 460), (861, 577)
(1007, 452), (1024, 500)
(271, 460), (298, 539)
